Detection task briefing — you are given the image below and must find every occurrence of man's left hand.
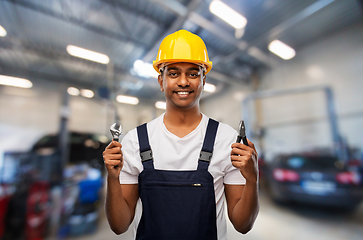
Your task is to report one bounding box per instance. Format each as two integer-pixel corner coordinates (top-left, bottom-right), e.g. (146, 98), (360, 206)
(231, 139), (258, 183)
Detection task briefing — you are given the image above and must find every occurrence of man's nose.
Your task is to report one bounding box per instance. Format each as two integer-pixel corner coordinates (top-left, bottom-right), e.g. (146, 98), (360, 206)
(177, 73), (190, 87)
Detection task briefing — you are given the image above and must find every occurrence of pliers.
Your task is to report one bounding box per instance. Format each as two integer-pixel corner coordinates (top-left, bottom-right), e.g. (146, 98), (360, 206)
(236, 120), (248, 146)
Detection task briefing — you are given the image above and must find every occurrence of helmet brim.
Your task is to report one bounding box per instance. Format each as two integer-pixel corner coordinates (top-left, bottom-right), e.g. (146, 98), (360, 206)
(153, 59), (212, 75)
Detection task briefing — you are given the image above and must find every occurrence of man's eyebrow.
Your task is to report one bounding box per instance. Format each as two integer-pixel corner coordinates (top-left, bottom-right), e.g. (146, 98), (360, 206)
(166, 67), (179, 71)
(166, 66), (201, 71)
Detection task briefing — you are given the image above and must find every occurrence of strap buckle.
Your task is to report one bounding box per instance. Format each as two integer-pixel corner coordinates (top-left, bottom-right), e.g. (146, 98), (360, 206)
(140, 150), (153, 162)
(199, 151), (213, 162)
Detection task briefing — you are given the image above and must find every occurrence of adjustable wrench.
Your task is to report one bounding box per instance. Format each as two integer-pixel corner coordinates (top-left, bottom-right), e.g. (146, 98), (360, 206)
(236, 120), (249, 146)
(110, 123), (123, 142)
(109, 123), (123, 169)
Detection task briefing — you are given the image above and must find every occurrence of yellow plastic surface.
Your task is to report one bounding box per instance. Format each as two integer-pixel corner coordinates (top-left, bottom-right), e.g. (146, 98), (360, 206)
(153, 29), (213, 74)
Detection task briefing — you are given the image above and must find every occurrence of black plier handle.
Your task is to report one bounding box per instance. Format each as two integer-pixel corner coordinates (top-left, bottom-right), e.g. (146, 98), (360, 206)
(236, 120), (249, 146)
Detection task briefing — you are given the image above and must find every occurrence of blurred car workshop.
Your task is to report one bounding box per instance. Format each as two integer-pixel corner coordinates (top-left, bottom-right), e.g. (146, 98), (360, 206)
(0, 0), (363, 240)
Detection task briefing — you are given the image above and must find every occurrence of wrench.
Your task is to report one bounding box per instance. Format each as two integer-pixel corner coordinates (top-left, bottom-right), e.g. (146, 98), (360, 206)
(110, 123), (123, 142)
(109, 123), (123, 169)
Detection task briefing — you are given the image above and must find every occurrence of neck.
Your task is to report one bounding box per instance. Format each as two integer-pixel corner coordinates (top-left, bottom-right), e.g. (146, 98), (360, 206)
(164, 106), (202, 127)
(164, 108), (202, 126)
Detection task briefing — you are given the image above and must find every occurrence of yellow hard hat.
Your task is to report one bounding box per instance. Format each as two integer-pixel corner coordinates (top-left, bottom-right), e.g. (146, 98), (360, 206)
(153, 29), (213, 75)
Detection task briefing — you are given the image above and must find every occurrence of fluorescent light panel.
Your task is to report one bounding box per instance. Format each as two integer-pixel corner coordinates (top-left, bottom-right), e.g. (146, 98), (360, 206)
(268, 40), (296, 60)
(204, 83), (216, 93)
(209, 0), (247, 29)
(66, 45), (109, 64)
(0, 75), (32, 88)
(67, 87), (80, 96)
(0, 25), (6, 37)
(133, 60), (159, 79)
(116, 95), (139, 105)
(155, 101), (166, 110)
(80, 89), (94, 98)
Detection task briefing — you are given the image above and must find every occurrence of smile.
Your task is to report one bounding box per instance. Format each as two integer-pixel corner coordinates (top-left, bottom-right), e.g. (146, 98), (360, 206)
(174, 91), (193, 96)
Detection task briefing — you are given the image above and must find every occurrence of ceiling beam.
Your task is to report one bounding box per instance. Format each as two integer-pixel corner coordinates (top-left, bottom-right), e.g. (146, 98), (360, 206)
(100, 0), (168, 27)
(5, 0), (149, 49)
(0, 37), (131, 85)
(0, 63), (98, 89)
(0, 36), (130, 72)
(108, 1), (133, 37)
(143, 0), (203, 62)
(252, 0), (336, 46)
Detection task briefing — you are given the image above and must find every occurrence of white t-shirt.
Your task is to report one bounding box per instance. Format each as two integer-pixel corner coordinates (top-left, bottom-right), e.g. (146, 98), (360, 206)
(120, 113), (246, 240)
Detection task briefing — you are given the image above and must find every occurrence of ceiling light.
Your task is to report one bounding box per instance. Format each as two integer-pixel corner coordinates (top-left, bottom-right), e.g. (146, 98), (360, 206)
(0, 25), (6, 37)
(66, 45), (109, 64)
(209, 0), (247, 29)
(67, 87), (80, 96)
(268, 40), (296, 60)
(80, 89), (94, 98)
(133, 60), (159, 79)
(0, 75), (32, 88)
(204, 83), (216, 93)
(116, 95), (139, 105)
(155, 101), (166, 110)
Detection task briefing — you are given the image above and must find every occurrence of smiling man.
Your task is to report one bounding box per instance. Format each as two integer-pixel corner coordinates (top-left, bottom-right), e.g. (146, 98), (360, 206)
(102, 30), (259, 240)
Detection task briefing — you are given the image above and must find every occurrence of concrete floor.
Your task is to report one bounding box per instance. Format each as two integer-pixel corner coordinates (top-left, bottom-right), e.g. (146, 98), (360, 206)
(65, 189), (363, 240)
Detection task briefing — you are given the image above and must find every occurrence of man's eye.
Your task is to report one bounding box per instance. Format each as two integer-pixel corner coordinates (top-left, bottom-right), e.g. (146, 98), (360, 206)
(189, 72), (200, 77)
(168, 72), (178, 77)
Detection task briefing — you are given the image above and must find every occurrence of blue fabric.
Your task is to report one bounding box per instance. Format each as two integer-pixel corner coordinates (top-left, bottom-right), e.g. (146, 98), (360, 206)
(136, 118), (219, 240)
(78, 179), (102, 203)
(201, 118), (219, 153)
(137, 123), (151, 153)
(137, 123), (155, 169)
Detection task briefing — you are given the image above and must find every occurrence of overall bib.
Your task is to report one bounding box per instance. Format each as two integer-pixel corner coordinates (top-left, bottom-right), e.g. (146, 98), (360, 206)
(135, 118), (219, 240)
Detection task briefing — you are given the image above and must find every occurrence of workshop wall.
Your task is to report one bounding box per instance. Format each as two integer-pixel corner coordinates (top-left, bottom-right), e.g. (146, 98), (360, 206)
(200, 22), (363, 161)
(201, 85), (253, 131)
(0, 80), (158, 153)
(258, 22), (363, 160)
(68, 94), (157, 136)
(0, 83), (60, 151)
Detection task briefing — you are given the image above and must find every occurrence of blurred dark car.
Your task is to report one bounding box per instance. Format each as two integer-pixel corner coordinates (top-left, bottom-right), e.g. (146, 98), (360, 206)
(0, 132), (109, 239)
(265, 153), (363, 209)
(31, 131), (109, 171)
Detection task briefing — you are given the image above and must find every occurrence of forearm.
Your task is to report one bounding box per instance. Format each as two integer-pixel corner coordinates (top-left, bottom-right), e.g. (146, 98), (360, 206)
(230, 181), (259, 234)
(105, 176), (133, 234)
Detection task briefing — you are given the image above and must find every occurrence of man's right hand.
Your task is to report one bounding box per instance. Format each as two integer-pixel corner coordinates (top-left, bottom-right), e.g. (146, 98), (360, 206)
(103, 140), (123, 179)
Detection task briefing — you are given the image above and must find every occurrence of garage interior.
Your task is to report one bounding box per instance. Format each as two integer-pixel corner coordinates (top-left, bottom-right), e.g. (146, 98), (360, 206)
(0, 0), (362, 240)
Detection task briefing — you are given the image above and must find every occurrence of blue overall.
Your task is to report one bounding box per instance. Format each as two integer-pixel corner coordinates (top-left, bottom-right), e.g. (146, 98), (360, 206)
(135, 118), (219, 240)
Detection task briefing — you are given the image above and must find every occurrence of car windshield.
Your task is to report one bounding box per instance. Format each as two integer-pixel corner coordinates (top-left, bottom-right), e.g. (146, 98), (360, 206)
(281, 156), (341, 170)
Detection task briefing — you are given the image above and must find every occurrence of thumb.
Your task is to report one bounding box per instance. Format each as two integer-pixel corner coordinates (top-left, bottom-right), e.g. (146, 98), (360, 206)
(247, 138), (256, 151)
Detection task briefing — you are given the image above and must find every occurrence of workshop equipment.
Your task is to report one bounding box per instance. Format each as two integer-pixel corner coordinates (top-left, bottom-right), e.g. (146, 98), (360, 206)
(25, 181), (50, 240)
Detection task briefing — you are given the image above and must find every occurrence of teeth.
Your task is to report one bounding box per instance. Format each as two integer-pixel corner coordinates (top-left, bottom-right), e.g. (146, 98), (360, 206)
(177, 92), (189, 95)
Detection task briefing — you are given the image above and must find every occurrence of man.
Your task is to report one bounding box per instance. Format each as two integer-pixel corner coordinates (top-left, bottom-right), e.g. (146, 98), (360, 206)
(103, 29), (259, 240)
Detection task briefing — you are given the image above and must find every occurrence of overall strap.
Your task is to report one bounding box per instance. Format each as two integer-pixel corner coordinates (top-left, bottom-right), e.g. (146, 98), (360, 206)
(137, 123), (154, 170)
(198, 118), (219, 170)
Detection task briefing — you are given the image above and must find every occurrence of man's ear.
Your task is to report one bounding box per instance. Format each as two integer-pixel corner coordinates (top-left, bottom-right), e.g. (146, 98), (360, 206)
(202, 75), (206, 86)
(158, 75), (164, 92)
